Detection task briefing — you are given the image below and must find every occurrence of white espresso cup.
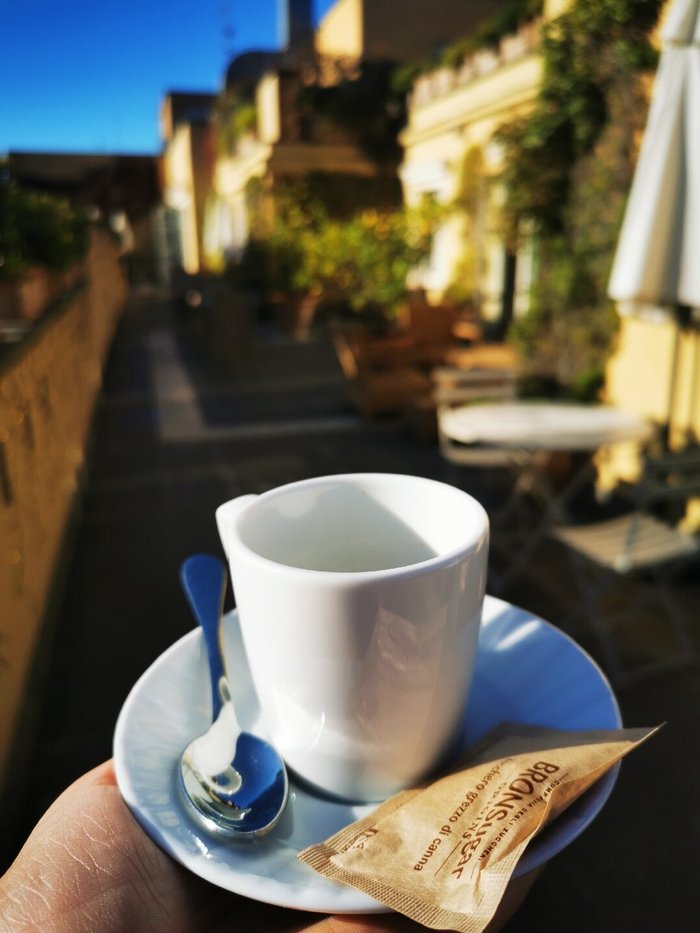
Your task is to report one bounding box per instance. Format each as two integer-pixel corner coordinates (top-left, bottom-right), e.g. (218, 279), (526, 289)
(216, 473), (489, 802)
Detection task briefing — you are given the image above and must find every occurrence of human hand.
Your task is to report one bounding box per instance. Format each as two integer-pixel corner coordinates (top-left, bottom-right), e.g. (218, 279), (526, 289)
(0, 760), (423, 933)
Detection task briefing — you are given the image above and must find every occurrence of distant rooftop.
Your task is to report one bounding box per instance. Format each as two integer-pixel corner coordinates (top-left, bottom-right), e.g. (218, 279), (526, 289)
(7, 151), (160, 218)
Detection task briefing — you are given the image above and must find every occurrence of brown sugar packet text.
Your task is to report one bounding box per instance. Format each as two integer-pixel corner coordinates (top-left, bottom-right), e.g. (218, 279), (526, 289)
(298, 723), (660, 932)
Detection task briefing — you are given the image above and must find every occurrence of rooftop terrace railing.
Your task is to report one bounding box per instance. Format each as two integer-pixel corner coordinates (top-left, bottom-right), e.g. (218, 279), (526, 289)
(410, 19), (542, 110)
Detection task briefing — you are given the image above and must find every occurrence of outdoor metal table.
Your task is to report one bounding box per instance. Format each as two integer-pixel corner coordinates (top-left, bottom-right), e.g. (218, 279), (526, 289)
(438, 401), (654, 590)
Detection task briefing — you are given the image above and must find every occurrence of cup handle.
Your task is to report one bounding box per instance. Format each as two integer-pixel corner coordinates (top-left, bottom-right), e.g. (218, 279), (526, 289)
(215, 495), (258, 559)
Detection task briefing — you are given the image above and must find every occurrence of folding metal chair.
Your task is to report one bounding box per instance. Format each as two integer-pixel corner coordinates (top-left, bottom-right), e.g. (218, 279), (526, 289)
(550, 457), (699, 684)
(435, 375), (531, 592)
(435, 368), (519, 464)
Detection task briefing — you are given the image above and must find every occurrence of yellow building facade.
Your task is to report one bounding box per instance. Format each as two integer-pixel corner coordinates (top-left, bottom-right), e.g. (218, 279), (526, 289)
(401, 0), (698, 471)
(213, 69), (383, 259)
(606, 317), (700, 457)
(399, 1), (567, 330)
(211, 0), (507, 266)
(160, 93), (216, 276)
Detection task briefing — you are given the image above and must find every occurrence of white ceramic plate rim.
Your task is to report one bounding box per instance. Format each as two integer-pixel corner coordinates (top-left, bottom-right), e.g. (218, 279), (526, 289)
(113, 595), (621, 914)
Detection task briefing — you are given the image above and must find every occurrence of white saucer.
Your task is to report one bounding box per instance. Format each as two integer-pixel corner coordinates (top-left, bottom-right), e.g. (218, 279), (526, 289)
(113, 595), (621, 914)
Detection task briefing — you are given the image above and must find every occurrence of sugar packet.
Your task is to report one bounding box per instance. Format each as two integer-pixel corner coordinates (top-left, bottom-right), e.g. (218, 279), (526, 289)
(298, 723), (659, 932)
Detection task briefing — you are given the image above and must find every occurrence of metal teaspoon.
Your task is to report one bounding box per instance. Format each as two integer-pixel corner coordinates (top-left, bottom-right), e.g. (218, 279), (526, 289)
(176, 554), (289, 838)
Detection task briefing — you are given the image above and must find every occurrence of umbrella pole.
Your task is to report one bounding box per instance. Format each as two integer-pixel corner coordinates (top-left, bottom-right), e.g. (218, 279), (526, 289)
(663, 304), (692, 451)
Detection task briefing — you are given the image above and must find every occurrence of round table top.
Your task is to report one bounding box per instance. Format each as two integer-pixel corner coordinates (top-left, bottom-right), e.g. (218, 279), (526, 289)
(439, 401), (653, 451)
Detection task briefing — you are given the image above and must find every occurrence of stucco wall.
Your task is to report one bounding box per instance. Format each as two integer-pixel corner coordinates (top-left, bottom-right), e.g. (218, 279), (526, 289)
(0, 228), (127, 787)
(315, 0), (362, 59)
(162, 122), (215, 274)
(605, 314), (700, 457)
(400, 31), (543, 304)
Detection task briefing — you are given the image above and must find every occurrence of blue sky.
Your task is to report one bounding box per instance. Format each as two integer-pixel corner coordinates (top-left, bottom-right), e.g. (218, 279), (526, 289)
(0, 0), (335, 155)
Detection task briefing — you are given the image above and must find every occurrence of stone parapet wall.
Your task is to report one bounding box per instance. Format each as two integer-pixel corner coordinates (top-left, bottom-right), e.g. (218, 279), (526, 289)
(0, 228), (127, 785)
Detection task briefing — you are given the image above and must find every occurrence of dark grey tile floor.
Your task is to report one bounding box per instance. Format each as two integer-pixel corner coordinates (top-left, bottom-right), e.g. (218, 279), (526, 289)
(4, 288), (699, 930)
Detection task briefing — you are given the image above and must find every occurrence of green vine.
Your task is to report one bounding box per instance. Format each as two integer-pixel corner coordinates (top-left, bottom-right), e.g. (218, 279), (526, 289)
(391, 0), (545, 91)
(441, 0), (544, 69)
(493, 0), (665, 394)
(445, 147), (489, 305)
(215, 90), (258, 156)
(497, 0), (662, 239)
(230, 181), (440, 319)
(0, 170), (89, 281)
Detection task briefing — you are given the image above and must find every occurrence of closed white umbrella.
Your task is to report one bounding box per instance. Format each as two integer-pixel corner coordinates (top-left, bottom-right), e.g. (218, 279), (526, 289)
(608, 0), (700, 442)
(609, 0), (700, 311)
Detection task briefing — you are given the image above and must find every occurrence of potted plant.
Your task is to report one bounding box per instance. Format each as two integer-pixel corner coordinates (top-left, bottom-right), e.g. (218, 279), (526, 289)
(0, 175), (89, 321)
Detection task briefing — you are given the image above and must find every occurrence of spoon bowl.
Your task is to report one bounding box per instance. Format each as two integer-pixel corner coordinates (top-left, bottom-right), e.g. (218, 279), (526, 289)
(177, 554), (289, 838)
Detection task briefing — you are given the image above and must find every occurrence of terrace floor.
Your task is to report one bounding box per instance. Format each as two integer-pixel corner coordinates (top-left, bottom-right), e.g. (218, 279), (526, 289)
(3, 286), (699, 930)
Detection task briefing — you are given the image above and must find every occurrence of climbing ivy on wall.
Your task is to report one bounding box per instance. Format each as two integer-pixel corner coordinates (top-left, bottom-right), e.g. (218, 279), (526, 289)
(495, 0), (665, 393)
(215, 90), (258, 156)
(441, 0), (545, 68)
(0, 170), (89, 280)
(392, 0), (545, 92)
(445, 147), (490, 307)
(498, 0), (662, 238)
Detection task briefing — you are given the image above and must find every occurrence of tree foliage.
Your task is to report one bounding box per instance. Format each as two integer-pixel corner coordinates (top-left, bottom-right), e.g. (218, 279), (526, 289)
(496, 0), (664, 393)
(0, 171), (89, 280)
(497, 0), (662, 238)
(231, 183), (440, 319)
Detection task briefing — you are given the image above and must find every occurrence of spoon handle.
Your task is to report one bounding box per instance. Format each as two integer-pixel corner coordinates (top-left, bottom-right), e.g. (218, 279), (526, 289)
(180, 554), (229, 719)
